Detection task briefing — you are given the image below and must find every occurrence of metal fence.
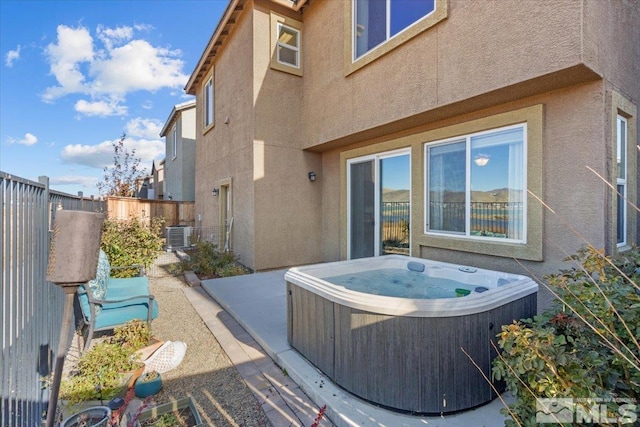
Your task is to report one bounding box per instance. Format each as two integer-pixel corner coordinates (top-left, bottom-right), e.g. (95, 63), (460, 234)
(429, 201), (524, 238)
(165, 226), (221, 250)
(1, 172), (106, 427)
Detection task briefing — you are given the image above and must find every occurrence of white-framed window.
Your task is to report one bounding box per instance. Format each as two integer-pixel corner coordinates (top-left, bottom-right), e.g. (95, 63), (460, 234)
(172, 125), (177, 159)
(616, 115), (628, 247)
(204, 74), (214, 128)
(270, 12), (303, 76)
(425, 124), (527, 243)
(276, 23), (300, 68)
(353, 0), (436, 60)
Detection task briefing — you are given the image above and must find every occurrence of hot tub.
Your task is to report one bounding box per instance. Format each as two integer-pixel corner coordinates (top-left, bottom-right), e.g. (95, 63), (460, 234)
(285, 255), (537, 414)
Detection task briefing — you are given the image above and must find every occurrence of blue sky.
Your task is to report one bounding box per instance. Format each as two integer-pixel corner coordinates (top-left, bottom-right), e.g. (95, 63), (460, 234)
(0, 0), (228, 197)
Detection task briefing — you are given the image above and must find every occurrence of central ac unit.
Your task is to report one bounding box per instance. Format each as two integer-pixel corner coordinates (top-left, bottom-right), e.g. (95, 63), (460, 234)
(165, 226), (193, 250)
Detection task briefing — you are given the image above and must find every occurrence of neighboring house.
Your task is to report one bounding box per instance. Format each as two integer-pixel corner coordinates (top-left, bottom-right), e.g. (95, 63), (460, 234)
(151, 159), (165, 200)
(185, 0), (639, 309)
(160, 100), (197, 201)
(136, 175), (153, 199)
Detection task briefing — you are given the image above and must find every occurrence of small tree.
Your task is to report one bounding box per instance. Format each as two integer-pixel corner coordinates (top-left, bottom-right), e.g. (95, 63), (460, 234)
(97, 133), (146, 197)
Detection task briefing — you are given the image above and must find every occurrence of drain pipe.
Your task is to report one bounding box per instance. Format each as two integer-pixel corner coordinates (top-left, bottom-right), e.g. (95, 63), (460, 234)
(44, 210), (105, 427)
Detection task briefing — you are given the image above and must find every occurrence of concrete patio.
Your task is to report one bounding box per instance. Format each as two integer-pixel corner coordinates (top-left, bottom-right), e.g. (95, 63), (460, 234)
(189, 269), (513, 427)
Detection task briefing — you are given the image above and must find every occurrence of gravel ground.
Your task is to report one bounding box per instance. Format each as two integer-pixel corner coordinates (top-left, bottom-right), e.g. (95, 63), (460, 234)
(144, 257), (272, 427)
(61, 253), (272, 427)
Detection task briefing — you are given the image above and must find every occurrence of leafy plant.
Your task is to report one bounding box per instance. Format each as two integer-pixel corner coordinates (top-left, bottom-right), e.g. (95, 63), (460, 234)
(174, 240), (250, 279)
(109, 320), (152, 352)
(138, 371), (160, 382)
(97, 133), (146, 197)
(61, 321), (152, 406)
(101, 216), (165, 277)
(492, 245), (640, 426)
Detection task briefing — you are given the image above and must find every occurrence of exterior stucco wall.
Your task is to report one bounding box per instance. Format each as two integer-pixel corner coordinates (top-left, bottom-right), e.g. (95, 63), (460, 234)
(252, 1), (323, 270)
(582, 0), (640, 103)
(179, 107), (196, 201)
(194, 2), (256, 269)
(165, 106), (196, 202)
(300, 0), (591, 151)
(189, 0), (638, 278)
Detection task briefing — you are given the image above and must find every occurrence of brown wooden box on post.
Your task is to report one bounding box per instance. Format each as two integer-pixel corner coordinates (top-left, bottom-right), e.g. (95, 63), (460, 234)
(46, 211), (105, 286)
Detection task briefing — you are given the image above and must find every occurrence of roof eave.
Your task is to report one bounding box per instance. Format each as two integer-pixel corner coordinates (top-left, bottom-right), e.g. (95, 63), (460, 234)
(184, 0), (245, 95)
(184, 0), (308, 95)
(160, 99), (196, 137)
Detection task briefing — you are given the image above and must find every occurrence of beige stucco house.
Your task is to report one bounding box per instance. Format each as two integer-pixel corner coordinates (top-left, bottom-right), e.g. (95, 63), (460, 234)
(160, 100), (197, 201)
(185, 0), (639, 309)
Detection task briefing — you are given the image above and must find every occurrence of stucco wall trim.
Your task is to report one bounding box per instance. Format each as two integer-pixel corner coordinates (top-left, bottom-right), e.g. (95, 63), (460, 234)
(306, 65), (599, 153)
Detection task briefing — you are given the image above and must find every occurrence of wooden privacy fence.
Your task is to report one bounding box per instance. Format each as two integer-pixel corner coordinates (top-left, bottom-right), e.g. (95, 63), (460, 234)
(106, 196), (195, 227)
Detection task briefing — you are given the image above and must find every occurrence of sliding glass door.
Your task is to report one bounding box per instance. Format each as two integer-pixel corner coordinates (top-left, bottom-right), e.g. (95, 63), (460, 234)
(348, 149), (410, 259)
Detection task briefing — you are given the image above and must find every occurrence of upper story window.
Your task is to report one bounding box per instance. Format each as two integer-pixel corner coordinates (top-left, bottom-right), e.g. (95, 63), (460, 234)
(204, 74), (214, 129)
(617, 115), (628, 247)
(277, 23), (300, 68)
(425, 124), (527, 243)
(270, 12), (303, 76)
(172, 125), (177, 159)
(354, 0), (436, 60)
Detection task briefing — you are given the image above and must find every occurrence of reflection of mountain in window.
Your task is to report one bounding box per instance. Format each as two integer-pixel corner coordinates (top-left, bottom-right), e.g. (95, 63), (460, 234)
(426, 125), (526, 242)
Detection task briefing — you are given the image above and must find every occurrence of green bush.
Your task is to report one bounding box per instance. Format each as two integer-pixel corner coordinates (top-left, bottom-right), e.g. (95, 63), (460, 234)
(175, 240), (250, 278)
(101, 216), (165, 277)
(61, 321), (151, 405)
(492, 246), (640, 426)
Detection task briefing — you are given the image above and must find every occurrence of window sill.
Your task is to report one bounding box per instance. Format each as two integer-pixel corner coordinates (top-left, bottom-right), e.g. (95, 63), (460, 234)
(203, 123), (215, 136)
(415, 233), (541, 261)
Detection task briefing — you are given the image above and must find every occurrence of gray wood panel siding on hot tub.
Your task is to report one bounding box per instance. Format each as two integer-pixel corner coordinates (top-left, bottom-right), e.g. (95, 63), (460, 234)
(286, 282), (537, 414)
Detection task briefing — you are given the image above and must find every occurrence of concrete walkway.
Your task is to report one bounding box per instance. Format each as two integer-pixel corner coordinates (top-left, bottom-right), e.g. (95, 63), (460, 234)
(193, 270), (512, 427)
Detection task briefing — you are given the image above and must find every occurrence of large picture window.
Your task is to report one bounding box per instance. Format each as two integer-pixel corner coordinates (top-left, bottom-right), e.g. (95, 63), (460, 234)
(426, 124), (526, 242)
(354, 0), (435, 59)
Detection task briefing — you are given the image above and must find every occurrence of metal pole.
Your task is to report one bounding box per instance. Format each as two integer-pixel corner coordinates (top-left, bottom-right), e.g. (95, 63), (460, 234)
(45, 287), (77, 427)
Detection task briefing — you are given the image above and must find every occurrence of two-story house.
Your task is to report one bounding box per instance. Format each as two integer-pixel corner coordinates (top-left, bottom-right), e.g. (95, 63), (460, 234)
(160, 99), (197, 201)
(185, 0), (639, 309)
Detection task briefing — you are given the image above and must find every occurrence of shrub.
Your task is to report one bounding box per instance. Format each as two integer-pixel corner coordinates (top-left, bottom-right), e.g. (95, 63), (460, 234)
(61, 321), (152, 405)
(101, 216), (165, 277)
(175, 240), (250, 279)
(492, 245), (640, 426)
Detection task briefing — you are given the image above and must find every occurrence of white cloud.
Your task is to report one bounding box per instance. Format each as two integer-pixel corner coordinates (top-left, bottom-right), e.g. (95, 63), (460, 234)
(96, 24), (133, 50)
(5, 45), (21, 67)
(42, 23), (189, 115)
(42, 25), (94, 102)
(9, 133), (38, 145)
(50, 175), (100, 191)
(60, 136), (164, 171)
(90, 40), (187, 94)
(60, 140), (115, 168)
(75, 99), (127, 117)
(125, 117), (163, 139)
